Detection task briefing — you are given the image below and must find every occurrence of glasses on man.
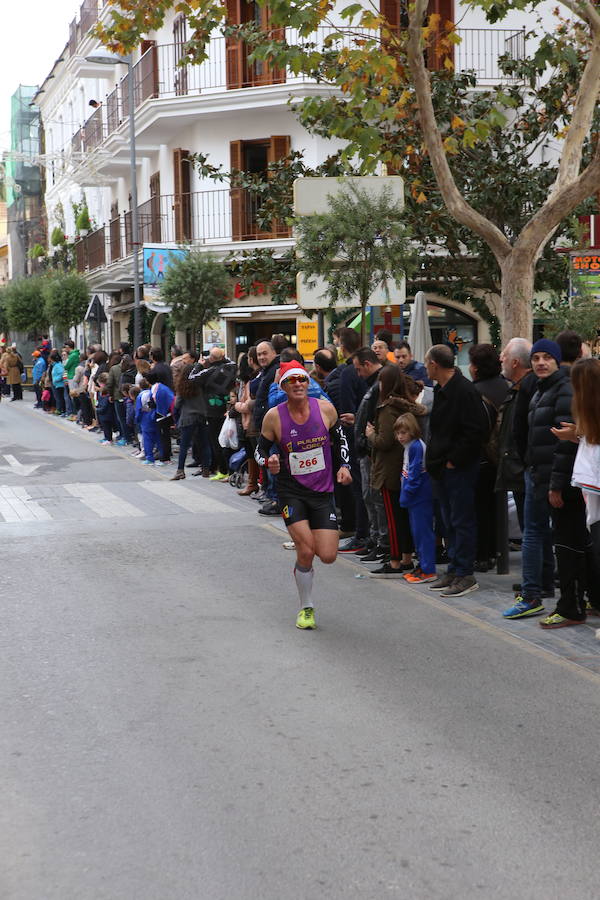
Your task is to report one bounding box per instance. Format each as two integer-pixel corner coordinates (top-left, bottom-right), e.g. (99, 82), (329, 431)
(284, 375), (309, 385)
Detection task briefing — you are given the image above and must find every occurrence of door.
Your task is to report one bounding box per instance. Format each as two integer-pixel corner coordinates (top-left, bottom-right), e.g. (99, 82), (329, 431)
(173, 149), (191, 241)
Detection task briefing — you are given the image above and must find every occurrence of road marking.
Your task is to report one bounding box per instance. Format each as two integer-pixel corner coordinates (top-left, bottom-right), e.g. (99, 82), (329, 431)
(0, 454), (40, 477)
(63, 483), (145, 519)
(0, 486), (52, 522)
(139, 481), (234, 514)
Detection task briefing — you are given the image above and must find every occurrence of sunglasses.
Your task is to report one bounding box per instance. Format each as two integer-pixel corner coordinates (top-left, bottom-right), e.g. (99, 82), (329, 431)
(283, 375), (309, 385)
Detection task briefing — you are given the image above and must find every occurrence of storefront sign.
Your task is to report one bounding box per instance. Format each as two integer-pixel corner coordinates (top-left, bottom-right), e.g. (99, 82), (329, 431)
(570, 253), (600, 301)
(297, 321), (319, 358)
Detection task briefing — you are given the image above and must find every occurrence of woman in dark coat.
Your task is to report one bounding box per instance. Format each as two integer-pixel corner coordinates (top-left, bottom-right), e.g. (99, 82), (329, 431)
(171, 364), (209, 480)
(469, 343), (510, 571)
(366, 367), (426, 576)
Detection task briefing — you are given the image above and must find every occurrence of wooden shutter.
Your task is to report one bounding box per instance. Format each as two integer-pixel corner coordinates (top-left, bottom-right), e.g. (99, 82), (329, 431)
(225, 0), (244, 89)
(173, 149), (191, 241)
(265, 6), (286, 85)
(230, 140), (245, 240)
(381, 0), (400, 31)
(139, 39), (159, 102)
(173, 15), (189, 95)
(150, 172), (161, 242)
(426, 0), (454, 69)
(268, 136), (291, 237)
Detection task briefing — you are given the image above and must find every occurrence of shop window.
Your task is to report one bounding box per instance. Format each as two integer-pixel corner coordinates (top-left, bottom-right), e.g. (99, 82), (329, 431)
(230, 136), (291, 240)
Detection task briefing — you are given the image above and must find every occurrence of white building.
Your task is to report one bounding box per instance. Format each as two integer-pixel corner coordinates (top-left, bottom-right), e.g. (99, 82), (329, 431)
(34, 0), (557, 359)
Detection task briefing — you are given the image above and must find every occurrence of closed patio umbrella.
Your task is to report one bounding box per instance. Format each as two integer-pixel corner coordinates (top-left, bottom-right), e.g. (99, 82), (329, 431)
(407, 291), (433, 362)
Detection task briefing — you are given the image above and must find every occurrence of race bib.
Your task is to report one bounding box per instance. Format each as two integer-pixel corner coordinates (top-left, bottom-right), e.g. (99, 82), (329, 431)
(289, 447), (325, 476)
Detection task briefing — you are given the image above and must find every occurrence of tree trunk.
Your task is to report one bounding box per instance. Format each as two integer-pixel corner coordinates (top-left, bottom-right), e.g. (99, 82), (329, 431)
(360, 298), (367, 346)
(499, 250), (535, 346)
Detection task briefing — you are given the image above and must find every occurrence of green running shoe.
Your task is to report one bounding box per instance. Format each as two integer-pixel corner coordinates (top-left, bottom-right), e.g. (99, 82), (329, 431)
(296, 607), (316, 630)
(539, 612), (585, 629)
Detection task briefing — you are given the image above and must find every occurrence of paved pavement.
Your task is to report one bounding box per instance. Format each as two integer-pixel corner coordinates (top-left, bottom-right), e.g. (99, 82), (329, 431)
(2, 398), (600, 899)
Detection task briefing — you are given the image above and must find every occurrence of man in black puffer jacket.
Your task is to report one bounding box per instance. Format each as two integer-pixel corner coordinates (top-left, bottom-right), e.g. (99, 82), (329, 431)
(503, 338), (595, 626)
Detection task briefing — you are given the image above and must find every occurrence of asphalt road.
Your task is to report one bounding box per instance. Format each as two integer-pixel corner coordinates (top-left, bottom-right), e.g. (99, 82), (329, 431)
(2, 399), (600, 900)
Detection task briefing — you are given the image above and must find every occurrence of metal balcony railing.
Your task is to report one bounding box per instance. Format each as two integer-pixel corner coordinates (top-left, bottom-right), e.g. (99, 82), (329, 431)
(74, 189), (292, 274)
(63, 25), (525, 158)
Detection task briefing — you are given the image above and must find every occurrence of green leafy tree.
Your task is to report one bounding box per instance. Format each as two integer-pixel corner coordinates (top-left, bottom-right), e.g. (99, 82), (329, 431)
(159, 252), (231, 337)
(295, 185), (414, 344)
(2, 277), (49, 334)
(43, 273), (90, 331)
(95, 0), (600, 342)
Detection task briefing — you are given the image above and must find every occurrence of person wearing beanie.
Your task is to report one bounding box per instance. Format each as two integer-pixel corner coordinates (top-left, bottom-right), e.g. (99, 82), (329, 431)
(255, 360), (352, 630)
(503, 336), (594, 626)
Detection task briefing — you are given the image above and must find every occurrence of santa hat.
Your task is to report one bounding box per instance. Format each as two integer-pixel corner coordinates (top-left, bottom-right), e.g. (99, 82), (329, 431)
(279, 361), (308, 384)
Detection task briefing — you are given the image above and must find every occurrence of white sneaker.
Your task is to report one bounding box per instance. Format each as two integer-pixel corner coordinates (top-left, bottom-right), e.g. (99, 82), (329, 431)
(155, 460), (166, 467)
(135, 451), (145, 458)
(282, 541), (296, 550)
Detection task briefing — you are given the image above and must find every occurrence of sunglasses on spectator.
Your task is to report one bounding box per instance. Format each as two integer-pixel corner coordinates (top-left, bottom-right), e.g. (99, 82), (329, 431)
(283, 375), (309, 385)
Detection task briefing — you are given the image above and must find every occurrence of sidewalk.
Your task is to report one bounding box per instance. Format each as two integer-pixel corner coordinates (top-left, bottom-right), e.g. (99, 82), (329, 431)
(268, 512), (600, 677)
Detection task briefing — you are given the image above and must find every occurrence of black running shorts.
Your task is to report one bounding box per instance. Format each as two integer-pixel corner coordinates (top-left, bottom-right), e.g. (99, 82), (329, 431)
(279, 490), (338, 531)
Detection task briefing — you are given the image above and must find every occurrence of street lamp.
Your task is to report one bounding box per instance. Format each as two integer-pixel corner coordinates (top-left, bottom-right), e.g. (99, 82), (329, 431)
(85, 48), (142, 349)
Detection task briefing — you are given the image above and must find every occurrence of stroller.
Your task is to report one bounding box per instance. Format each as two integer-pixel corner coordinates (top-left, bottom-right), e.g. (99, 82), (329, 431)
(228, 446), (248, 489)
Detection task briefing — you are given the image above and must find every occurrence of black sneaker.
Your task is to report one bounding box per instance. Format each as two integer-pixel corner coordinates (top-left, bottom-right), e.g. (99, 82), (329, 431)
(258, 500), (280, 516)
(358, 547), (385, 562)
(369, 563), (404, 578)
(338, 537), (367, 553)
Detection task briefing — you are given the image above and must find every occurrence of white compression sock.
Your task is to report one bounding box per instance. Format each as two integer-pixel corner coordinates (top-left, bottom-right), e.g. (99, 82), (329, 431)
(294, 563), (314, 609)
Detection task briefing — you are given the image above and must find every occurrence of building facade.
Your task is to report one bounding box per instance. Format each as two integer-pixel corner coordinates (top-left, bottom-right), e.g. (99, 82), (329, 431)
(34, 0), (556, 359)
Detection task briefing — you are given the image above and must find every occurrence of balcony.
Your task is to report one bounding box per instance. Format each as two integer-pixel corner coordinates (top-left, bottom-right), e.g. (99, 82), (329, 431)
(68, 1), (101, 58)
(74, 189), (292, 275)
(63, 26), (525, 158)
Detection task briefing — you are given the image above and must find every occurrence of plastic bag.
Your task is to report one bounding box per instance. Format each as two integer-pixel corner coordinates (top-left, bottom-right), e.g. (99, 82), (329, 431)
(218, 415), (239, 450)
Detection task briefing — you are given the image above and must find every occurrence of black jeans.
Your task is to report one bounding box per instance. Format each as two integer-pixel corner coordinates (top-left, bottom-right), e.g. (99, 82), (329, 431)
(54, 385), (66, 415)
(192, 419), (212, 470)
(157, 416), (172, 461)
(79, 392), (94, 426)
(552, 487), (598, 620)
(207, 416), (228, 474)
(11, 383), (22, 400)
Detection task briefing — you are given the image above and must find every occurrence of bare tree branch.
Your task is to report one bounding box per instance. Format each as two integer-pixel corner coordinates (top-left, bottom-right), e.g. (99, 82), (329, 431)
(406, 0), (512, 263)
(560, 0), (600, 33)
(518, 140), (600, 257)
(552, 33), (600, 191)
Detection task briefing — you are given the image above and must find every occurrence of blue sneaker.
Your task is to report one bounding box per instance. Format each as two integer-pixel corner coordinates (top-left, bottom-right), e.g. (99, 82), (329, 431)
(142, 459), (154, 465)
(116, 438), (127, 446)
(502, 596), (544, 619)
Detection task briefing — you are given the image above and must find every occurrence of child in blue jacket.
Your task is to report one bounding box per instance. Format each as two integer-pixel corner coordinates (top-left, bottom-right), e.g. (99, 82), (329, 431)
(135, 378), (160, 465)
(396, 412), (436, 582)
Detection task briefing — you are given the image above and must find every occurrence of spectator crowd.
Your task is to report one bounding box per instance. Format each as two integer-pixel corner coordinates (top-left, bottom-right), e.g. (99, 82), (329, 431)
(15, 324), (600, 630)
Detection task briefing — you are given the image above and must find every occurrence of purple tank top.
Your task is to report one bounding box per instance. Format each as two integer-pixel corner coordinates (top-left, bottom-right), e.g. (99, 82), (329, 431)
(278, 397), (334, 493)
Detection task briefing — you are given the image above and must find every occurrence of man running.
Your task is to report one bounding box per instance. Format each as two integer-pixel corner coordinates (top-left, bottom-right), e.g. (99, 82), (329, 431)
(256, 361), (352, 629)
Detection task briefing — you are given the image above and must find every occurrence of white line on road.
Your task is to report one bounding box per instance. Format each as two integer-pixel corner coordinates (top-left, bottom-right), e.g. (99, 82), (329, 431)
(0, 486), (52, 522)
(64, 483), (145, 519)
(0, 455), (40, 477)
(139, 481), (234, 514)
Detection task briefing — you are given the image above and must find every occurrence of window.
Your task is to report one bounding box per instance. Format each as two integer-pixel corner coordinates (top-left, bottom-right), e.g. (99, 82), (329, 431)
(173, 15), (189, 95)
(225, 0), (285, 89)
(230, 136), (291, 240)
(381, 0), (454, 69)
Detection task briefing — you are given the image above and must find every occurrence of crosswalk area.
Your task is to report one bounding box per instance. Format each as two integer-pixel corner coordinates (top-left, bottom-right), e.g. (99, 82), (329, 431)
(0, 480), (237, 523)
